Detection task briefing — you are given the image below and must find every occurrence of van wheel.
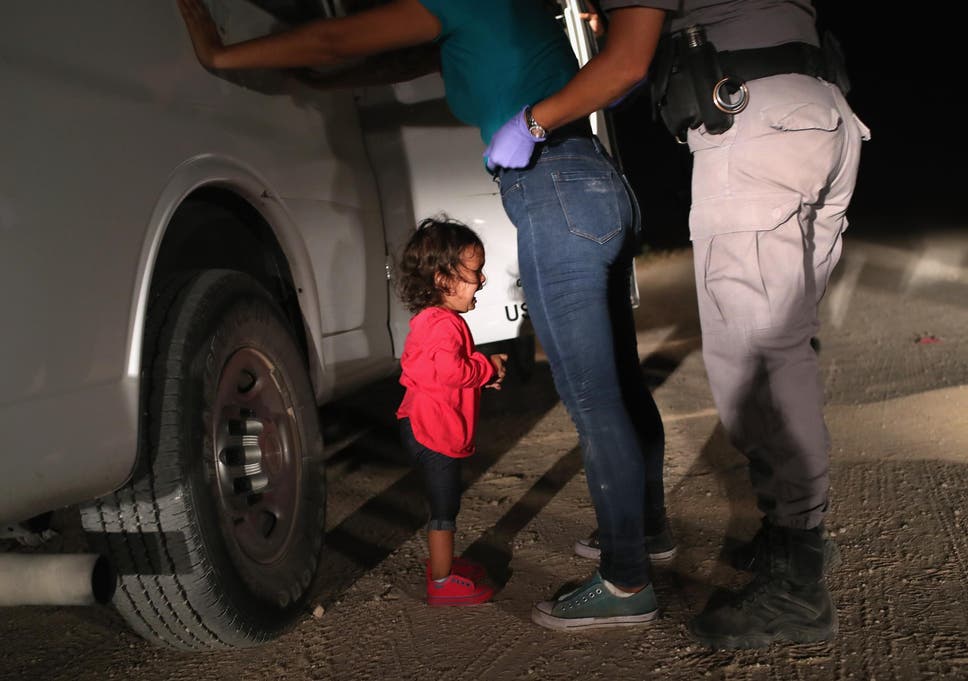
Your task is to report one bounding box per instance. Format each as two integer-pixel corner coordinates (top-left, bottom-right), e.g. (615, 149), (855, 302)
(81, 270), (325, 650)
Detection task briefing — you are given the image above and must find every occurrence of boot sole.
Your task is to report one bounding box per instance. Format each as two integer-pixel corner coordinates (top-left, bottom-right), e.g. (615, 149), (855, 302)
(689, 618), (838, 650)
(573, 542), (678, 563)
(532, 602), (659, 631)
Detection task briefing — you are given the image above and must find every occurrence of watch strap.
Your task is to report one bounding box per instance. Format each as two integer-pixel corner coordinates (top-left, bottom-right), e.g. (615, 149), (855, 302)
(524, 106), (548, 140)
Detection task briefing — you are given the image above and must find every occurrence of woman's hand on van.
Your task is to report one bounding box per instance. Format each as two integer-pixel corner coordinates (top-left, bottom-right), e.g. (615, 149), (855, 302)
(177, 0), (224, 69)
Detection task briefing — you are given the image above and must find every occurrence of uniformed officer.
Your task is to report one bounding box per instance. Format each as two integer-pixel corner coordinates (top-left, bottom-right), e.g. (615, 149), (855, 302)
(486, 0), (869, 649)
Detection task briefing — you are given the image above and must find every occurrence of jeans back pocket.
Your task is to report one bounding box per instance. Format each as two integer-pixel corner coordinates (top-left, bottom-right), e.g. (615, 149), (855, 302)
(552, 170), (624, 244)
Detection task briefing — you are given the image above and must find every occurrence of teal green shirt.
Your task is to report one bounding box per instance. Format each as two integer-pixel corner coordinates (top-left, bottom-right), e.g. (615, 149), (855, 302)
(417, 0), (579, 144)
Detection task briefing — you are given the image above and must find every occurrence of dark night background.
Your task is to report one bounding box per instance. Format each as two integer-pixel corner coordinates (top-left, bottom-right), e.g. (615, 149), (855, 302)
(609, 2), (958, 252)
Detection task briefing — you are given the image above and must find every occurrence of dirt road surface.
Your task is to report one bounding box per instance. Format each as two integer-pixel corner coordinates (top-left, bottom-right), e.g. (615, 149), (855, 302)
(2, 221), (966, 680)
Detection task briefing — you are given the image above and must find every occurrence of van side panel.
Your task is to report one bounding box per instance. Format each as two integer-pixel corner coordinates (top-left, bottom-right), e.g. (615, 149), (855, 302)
(0, 2), (393, 522)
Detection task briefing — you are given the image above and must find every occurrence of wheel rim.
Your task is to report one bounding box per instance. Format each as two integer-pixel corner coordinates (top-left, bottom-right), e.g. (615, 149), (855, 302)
(212, 347), (300, 568)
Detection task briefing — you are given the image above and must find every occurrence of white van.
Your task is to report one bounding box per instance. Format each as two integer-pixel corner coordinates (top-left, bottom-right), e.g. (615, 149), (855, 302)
(0, 0), (609, 649)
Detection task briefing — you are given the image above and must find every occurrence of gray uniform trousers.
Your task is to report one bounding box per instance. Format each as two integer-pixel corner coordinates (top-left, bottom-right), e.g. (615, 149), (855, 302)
(687, 73), (870, 530)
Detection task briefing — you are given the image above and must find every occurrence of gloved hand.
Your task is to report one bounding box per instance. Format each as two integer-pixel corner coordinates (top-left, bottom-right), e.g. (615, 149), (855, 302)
(484, 106), (544, 171)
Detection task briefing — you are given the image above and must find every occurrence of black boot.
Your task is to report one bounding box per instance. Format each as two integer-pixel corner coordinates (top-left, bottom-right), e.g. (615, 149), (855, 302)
(690, 525), (837, 649)
(729, 517), (841, 573)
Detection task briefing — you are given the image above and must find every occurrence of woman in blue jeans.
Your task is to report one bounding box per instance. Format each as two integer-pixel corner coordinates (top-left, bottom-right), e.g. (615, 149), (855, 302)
(177, 0), (669, 630)
(497, 135), (672, 627)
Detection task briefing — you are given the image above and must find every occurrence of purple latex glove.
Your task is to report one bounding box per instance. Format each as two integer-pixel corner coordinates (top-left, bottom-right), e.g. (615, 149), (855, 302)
(607, 76), (649, 110)
(484, 106), (545, 171)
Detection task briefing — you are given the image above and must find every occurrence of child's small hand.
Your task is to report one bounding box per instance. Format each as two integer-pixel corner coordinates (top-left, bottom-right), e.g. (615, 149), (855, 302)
(485, 353), (508, 390)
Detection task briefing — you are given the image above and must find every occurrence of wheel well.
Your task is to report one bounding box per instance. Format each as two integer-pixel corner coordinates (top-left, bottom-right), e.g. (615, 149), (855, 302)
(151, 187), (308, 355)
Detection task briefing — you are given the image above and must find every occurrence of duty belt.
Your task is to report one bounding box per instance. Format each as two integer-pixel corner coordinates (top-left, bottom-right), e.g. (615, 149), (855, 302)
(651, 33), (844, 141)
(716, 42), (828, 84)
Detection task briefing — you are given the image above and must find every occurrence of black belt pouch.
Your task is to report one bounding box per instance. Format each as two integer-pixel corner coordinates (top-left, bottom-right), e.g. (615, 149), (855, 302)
(650, 28), (733, 140)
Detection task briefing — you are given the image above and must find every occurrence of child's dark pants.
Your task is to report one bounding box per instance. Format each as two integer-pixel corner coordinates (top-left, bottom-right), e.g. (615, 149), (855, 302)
(399, 418), (461, 532)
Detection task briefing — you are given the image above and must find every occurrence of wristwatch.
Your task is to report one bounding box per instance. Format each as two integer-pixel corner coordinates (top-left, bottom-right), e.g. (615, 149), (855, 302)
(524, 106), (548, 140)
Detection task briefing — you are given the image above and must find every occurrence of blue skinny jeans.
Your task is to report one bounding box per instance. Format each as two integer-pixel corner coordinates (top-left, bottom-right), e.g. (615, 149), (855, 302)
(497, 135), (665, 588)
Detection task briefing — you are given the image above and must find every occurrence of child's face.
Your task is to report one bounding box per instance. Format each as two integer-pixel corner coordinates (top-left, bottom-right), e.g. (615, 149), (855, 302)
(437, 245), (486, 313)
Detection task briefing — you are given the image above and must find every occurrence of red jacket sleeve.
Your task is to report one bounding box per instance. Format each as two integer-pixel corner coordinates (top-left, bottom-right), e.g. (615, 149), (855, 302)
(427, 316), (494, 388)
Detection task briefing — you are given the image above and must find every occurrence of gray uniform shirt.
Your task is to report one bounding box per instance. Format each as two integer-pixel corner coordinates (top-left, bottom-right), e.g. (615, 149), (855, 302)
(598, 0), (819, 51)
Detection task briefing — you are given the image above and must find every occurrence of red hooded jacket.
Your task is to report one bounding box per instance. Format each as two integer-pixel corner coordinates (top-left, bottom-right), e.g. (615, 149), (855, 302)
(396, 307), (495, 458)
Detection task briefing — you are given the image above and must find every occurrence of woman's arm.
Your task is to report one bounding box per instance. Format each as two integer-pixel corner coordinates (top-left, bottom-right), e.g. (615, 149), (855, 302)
(176, 0), (442, 70)
(296, 44), (441, 89)
(530, 7), (666, 131)
(484, 7), (665, 170)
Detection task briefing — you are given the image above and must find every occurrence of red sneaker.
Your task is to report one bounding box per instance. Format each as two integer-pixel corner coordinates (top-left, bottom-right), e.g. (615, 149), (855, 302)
(425, 556), (487, 583)
(426, 574), (494, 607)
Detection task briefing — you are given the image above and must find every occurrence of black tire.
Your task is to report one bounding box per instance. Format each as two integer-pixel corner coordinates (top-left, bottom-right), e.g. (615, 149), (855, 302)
(81, 270), (325, 650)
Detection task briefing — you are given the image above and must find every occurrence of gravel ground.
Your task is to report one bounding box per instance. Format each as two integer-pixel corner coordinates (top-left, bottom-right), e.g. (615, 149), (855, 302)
(2, 219), (966, 681)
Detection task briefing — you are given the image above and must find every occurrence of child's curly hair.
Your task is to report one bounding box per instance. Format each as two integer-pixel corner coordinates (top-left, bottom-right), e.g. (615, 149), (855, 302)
(397, 216), (484, 314)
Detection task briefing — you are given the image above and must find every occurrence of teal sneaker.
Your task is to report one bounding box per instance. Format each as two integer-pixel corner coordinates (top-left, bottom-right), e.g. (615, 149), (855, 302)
(531, 572), (659, 631)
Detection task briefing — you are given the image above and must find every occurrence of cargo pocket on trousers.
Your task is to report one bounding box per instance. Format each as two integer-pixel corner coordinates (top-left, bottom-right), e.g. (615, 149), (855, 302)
(761, 102), (841, 133)
(552, 170), (623, 244)
(690, 194), (801, 241)
(691, 194), (802, 330)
